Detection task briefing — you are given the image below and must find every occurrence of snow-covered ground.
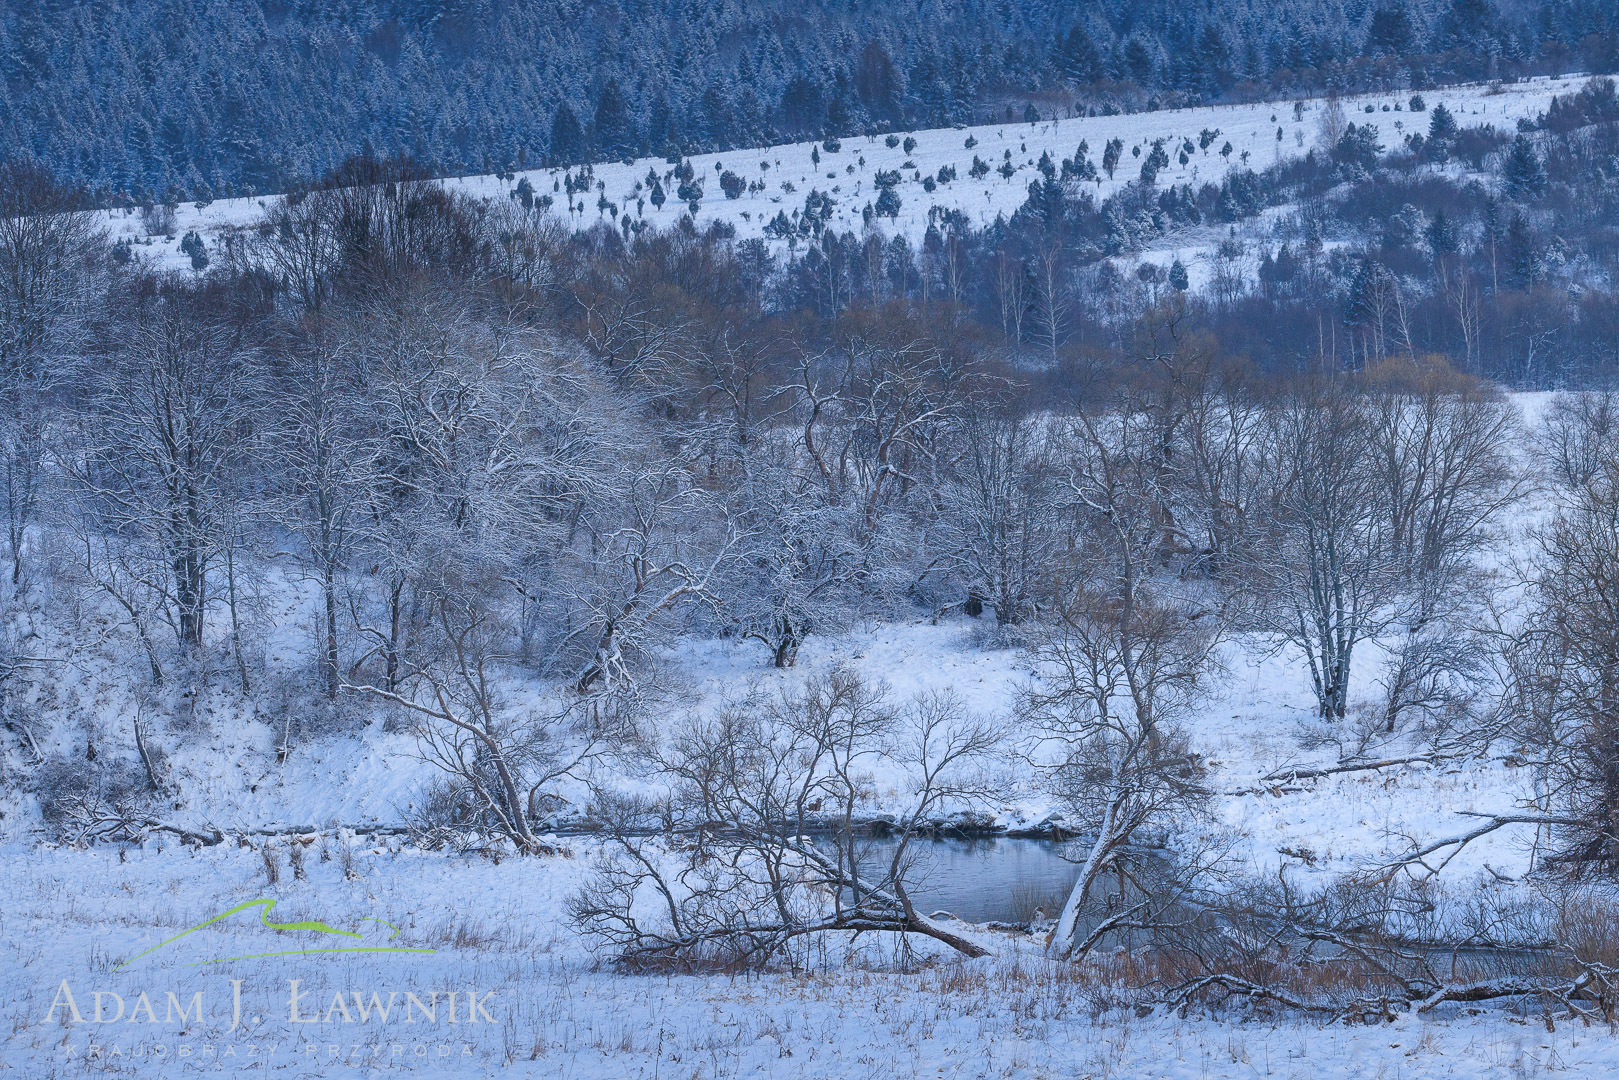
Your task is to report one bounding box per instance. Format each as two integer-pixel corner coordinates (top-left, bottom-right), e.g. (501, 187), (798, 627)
(1, 604), (1552, 887)
(0, 395), (1596, 1077)
(6, 837), (1614, 1079)
(111, 75), (1589, 290)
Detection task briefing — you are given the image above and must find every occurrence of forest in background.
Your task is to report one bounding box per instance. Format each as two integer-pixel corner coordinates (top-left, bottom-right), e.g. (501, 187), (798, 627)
(7, 0), (1619, 203)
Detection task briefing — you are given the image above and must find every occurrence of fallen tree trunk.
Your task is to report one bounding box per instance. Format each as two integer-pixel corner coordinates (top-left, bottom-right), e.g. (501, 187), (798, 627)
(1257, 753), (1466, 787)
(901, 911), (991, 958)
(63, 809), (415, 847)
(1171, 971), (1597, 1022)
(1373, 811), (1587, 882)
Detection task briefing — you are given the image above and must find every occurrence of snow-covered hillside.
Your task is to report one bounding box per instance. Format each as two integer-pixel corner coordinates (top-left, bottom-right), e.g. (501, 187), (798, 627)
(110, 75), (1588, 284)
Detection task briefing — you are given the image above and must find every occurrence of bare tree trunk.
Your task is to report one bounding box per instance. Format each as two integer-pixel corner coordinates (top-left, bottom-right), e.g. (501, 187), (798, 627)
(1049, 799), (1123, 957)
(132, 707), (162, 790)
(225, 537), (250, 694)
(382, 575), (404, 691)
(321, 561), (338, 698)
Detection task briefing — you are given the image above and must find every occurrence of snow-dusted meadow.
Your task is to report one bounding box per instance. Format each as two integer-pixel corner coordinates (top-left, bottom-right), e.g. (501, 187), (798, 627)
(110, 75), (1588, 291)
(5, 838), (1613, 1079)
(3, 387), (1613, 1078)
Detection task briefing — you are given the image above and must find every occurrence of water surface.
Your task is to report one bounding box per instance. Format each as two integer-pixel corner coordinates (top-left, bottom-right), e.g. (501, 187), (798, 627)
(849, 836), (1081, 923)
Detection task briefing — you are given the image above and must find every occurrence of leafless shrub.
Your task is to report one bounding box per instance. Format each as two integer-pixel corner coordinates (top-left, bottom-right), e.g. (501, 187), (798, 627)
(39, 758), (224, 847)
(570, 669), (1002, 971)
(140, 203), (176, 237)
(35, 755), (97, 825)
(349, 595), (607, 855)
(36, 754), (147, 833)
(336, 838), (360, 881)
(1006, 880), (1071, 925)
(50, 789), (143, 845)
(1538, 388), (1619, 491)
(1379, 626), (1490, 739)
(261, 842), (281, 885)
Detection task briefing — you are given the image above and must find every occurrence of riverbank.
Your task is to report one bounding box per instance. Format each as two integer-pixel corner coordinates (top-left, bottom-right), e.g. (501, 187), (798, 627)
(3, 839), (1613, 1079)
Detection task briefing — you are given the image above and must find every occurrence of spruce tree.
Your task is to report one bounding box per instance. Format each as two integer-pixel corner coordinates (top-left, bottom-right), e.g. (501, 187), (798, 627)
(1367, 8), (1415, 55)
(1426, 208), (1458, 257)
(647, 94), (676, 157)
(548, 104), (586, 166)
(1058, 24), (1102, 84)
(1140, 139), (1170, 185)
(1427, 103), (1458, 148)
(593, 79), (636, 159)
(1507, 213), (1540, 283)
(1124, 38), (1154, 82)
(1503, 135), (1547, 200)
(1102, 138), (1122, 179)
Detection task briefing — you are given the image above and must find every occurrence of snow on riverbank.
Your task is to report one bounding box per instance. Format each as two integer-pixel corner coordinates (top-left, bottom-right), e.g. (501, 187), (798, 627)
(3, 840), (1613, 1078)
(6, 603), (1549, 886)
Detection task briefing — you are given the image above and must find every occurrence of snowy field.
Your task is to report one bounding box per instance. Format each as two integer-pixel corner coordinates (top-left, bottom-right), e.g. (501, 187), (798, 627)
(5, 839), (1614, 1079)
(109, 74), (1589, 289)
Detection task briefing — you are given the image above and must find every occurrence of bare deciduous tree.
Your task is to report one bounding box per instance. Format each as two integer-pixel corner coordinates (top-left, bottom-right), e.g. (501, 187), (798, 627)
(276, 325), (374, 697)
(348, 595), (601, 855)
(1177, 359), (1267, 573)
(560, 454), (735, 693)
(724, 446), (862, 667)
(64, 288), (261, 661)
(935, 408), (1056, 625)
(1242, 380), (1401, 719)
(0, 163), (104, 587)
(796, 334), (966, 538)
(571, 669), (1001, 970)
(1538, 388), (1619, 491)
(1497, 471), (1619, 873)
(1031, 398), (1223, 959)
(1362, 362), (1519, 625)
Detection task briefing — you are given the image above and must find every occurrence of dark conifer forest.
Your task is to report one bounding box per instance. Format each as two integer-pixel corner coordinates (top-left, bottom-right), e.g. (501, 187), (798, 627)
(7, 0), (1619, 200)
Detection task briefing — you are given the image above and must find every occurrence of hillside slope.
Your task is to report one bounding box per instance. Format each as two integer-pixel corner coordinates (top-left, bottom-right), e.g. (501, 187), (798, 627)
(113, 76), (1584, 290)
